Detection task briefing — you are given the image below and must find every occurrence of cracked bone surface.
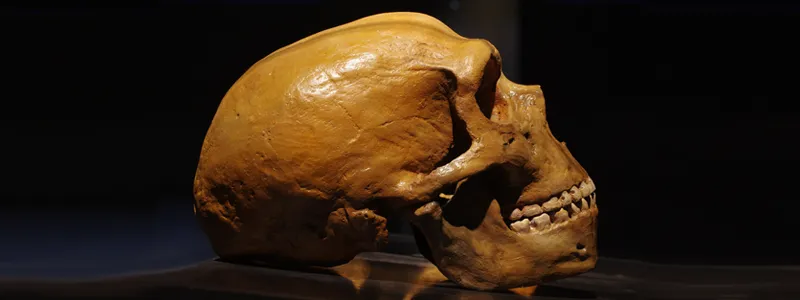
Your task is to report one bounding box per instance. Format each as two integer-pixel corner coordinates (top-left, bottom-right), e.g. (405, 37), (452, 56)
(193, 12), (597, 291)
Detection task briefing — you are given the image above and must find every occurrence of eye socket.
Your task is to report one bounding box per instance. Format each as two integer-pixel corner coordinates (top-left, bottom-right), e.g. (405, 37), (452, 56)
(475, 56), (502, 119)
(433, 106), (471, 168)
(433, 57), (502, 169)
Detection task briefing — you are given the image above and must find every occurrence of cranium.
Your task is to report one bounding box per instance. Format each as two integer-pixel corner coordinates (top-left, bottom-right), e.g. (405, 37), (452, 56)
(193, 12), (597, 290)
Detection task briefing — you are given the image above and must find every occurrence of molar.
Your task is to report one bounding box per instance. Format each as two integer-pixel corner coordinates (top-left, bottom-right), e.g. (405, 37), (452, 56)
(511, 220), (527, 231)
(510, 208), (523, 221)
(522, 204), (543, 217)
(516, 219), (532, 232)
(542, 197), (561, 212)
(553, 209), (569, 223)
(533, 214), (551, 228)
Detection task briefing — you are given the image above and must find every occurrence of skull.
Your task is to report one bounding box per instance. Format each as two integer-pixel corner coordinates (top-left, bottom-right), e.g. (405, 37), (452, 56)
(193, 12), (597, 290)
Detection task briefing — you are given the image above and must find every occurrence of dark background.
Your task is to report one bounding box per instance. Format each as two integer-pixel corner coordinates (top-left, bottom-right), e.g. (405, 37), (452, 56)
(2, 0), (799, 274)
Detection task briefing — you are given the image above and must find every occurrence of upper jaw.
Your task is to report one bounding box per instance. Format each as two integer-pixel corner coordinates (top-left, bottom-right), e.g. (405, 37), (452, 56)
(512, 177), (595, 208)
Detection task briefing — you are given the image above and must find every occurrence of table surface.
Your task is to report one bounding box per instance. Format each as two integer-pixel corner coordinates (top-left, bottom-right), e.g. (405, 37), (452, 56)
(1, 251), (799, 300)
(1, 203), (798, 299)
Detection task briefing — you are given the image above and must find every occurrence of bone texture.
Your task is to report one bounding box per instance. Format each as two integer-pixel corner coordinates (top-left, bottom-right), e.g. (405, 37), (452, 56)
(193, 12), (598, 291)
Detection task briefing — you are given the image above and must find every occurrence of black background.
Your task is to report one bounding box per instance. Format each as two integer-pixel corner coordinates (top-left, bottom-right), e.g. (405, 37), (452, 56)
(2, 0), (799, 270)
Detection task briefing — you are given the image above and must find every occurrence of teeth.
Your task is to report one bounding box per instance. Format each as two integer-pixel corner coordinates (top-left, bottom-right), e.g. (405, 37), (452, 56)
(579, 182), (593, 198)
(553, 209), (569, 223)
(570, 203), (581, 215)
(522, 204), (543, 217)
(519, 219), (531, 232)
(510, 208), (523, 221)
(511, 221), (524, 231)
(569, 186), (582, 201)
(511, 218), (531, 232)
(559, 191), (573, 206)
(542, 197), (561, 212)
(508, 180), (597, 234)
(533, 214), (551, 228)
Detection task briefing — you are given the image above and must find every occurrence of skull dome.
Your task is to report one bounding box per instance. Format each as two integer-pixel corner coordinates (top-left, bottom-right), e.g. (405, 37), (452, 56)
(193, 12), (598, 290)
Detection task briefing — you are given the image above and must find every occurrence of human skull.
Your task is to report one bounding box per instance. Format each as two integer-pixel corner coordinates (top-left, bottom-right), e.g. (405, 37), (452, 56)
(193, 12), (597, 290)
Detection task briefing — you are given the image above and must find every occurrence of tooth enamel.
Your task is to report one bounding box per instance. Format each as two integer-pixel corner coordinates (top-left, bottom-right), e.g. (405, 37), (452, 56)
(522, 204), (543, 217)
(514, 185), (595, 228)
(518, 219), (531, 232)
(554, 209), (569, 223)
(510, 208), (523, 221)
(579, 181), (592, 198)
(570, 203), (581, 214)
(511, 220), (527, 231)
(533, 214), (551, 228)
(569, 186), (582, 201)
(559, 191), (572, 206)
(543, 197), (561, 212)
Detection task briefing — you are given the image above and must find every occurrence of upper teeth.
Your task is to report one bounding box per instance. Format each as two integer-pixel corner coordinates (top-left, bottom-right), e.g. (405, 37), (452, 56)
(508, 178), (596, 232)
(522, 204), (543, 217)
